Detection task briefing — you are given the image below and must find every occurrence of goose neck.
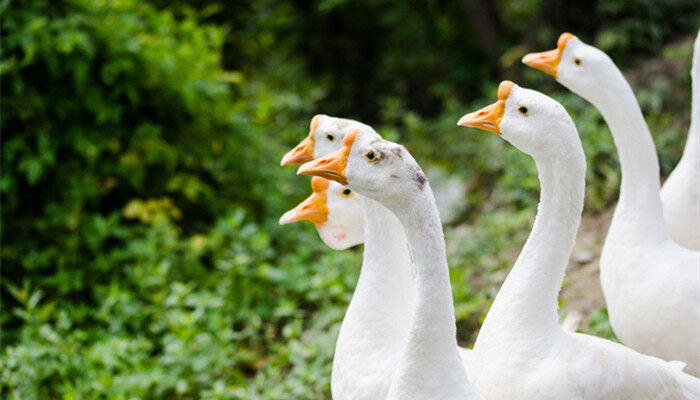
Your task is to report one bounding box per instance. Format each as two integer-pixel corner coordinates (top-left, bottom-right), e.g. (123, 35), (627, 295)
(596, 74), (660, 191)
(353, 197), (415, 305)
(586, 67), (668, 239)
(361, 197), (412, 272)
(388, 185), (460, 349)
(683, 36), (700, 163)
(683, 108), (699, 163)
(483, 145), (585, 332)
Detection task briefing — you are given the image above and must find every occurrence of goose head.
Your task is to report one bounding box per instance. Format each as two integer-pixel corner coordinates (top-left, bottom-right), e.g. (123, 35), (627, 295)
(279, 176), (365, 250)
(457, 80), (580, 159)
(281, 114), (380, 165)
(296, 129), (428, 207)
(522, 32), (621, 104)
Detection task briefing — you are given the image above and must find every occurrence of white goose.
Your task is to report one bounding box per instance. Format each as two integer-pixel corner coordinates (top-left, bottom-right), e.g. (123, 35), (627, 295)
(298, 129), (480, 399)
(281, 115), (474, 399)
(279, 176), (365, 250)
(458, 80), (700, 400)
(660, 31), (700, 250)
(523, 33), (700, 375)
(280, 114), (377, 166)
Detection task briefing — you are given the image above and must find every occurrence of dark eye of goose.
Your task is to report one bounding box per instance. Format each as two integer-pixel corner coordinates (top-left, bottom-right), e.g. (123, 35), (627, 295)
(365, 150), (376, 161)
(574, 58), (581, 66)
(342, 188), (352, 196)
(518, 106), (528, 115)
(326, 133), (334, 141)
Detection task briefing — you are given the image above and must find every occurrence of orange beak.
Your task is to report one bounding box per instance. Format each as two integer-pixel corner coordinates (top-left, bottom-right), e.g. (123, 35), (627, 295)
(522, 32), (575, 78)
(281, 135), (315, 166)
(457, 81), (514, 135)
(280, 114), (324, 166)
(279, 177), (329, 225)
(297, 129), (359, 186)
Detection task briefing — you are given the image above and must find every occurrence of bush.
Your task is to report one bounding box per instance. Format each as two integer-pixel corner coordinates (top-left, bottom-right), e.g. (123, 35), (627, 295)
(2, 210), (364, 399)
(1, 0), (338, 397)
(1, 0), (312, 324)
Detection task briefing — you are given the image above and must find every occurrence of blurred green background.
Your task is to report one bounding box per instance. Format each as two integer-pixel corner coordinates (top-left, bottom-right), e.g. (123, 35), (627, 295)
(1, 0), (698, 398)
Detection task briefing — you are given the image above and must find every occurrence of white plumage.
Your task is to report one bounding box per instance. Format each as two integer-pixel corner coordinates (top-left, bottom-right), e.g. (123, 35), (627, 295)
(459, 81), (700, 400)
(524, 33), (700, 375)
(661, 30), (700, 251)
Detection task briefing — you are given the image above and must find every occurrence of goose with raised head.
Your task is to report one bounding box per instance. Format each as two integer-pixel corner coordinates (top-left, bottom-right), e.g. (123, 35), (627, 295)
(281, 115), (474, 399)
(283, 117), (414, 399)
(523, 33), (700, 375)
(298, 129), (480, 399)
(457, 80), (700, 400)
(281, 114), (378, 166)
(660, 30), (700, 250)
(279, 176), (365, 250)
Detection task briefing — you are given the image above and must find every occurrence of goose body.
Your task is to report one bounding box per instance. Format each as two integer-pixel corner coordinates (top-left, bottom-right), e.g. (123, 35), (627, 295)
(299, 128), (480, 399)
(458, 81), (700, 399)
(660, 30), (700, 251)
(524, 34), (700, 375)
(281, 115), (474, 399)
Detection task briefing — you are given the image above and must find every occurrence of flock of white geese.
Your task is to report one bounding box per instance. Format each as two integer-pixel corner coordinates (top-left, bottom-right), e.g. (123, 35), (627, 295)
(278, 32), (700, 400)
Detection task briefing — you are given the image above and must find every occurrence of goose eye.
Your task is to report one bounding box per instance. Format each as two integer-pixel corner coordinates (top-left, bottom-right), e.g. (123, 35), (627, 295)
(518, 106), (528, 115)
(574, 58), (581, 66)
(326, 133), (334, 141)
(342, 188), (352, 196)
(365, 150), (376, 161)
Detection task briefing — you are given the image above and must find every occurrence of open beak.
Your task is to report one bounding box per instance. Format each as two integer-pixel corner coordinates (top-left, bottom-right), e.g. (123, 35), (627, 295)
(297, 129), (358, 186)
(281, 135), (315, 166)
(522, 32), (574, 78)
(279, 191), (328, 225)
(457, 81), (514, 135)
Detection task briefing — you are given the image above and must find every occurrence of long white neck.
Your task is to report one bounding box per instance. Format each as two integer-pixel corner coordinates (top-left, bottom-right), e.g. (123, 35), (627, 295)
(386, 182), (470, 397)
(681, 31), (700, 165)
(477, 143), (585, 336)
(582, 66), (669, 241)
(395, 186), (457, 351)
(350, 197), (415, 316)
(332, 196), (415, 397)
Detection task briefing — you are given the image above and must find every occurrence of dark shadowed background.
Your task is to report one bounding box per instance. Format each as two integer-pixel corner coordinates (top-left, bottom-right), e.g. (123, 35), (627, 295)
(2, 0), (698, 398)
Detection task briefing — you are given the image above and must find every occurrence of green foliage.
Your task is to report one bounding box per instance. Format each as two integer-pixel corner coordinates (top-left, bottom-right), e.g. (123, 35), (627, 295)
(594, 0), (699, 64)
(1, 0), (696, 398)
(587, 309), (618, 342)
(2, 0), (336, 397)
(2, 211), (363, 399)
(1, 0), (315, 316)
(154, 0), (698, 122)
